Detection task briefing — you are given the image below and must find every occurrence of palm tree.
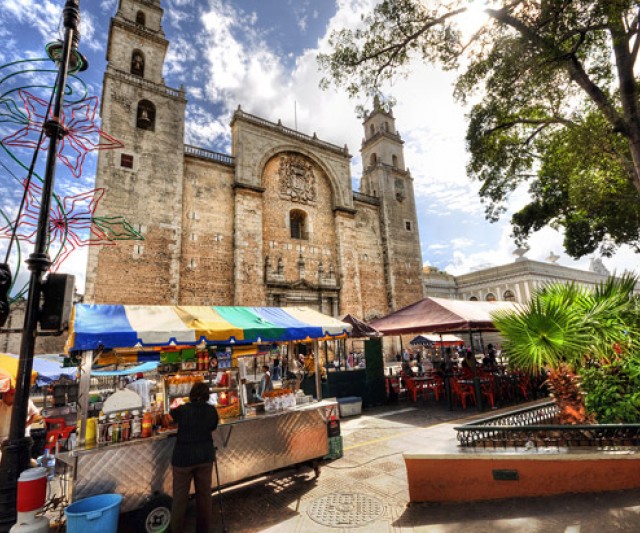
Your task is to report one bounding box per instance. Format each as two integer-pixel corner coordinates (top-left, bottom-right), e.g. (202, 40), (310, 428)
(492, 273), (639, 374)
(491, 273), (639, 423)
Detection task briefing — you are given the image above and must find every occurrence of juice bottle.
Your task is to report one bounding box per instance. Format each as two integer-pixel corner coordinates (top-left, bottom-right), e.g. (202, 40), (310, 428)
(142, 410), (153, 438)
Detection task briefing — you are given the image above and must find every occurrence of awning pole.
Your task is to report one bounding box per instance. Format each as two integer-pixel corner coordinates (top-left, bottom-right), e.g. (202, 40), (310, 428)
(77, 350), (93, 447)
(313, 339), (322, 400)
(469, 329), (483, 411)
(441, 333), (453, 411)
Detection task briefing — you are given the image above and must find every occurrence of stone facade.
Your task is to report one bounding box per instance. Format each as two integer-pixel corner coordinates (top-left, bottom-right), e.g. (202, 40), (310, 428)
(422, 255), (639, 303)
(84, 0), (425, 320)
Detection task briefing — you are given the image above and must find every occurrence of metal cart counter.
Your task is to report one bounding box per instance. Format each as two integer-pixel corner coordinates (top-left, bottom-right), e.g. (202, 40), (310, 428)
(58, 399), (336, 513)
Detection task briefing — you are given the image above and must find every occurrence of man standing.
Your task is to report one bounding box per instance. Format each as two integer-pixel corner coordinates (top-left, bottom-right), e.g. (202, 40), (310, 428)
(0, 388), (41, 444)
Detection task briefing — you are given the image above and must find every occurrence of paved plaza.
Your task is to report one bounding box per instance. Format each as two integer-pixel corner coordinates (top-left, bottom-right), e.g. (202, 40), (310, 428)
(158, 401), (640, 532)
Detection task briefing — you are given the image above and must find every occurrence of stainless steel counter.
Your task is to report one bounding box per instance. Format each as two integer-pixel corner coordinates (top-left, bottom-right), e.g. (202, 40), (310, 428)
(58, 400), (337, 512)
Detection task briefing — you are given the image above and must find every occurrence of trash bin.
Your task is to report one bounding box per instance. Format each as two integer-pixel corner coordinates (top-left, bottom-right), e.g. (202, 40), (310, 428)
(65, 494), (123, 533)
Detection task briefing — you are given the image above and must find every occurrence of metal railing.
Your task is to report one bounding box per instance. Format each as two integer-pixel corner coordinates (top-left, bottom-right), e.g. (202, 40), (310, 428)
(353, 191), (381, 205)
(455, 401), (640, 448)
(233, 109), (349, 156)
(184, 145), (234, 166)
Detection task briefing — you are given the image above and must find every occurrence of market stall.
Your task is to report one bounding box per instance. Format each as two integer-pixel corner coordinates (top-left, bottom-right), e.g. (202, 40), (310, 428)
(56, 304), (351, 531)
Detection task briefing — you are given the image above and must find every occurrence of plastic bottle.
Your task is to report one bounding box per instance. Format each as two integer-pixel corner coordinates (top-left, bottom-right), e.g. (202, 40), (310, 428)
(141, 410), (153, 438)
(106, 415), (114, 443)
(112, 413), (122, 443)
(122, 411), (131, 442)
(132, 410), (141, 439)
(97, 415), (106, 445)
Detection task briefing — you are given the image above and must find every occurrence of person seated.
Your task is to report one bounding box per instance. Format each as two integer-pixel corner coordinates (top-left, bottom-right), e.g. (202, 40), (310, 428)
(401, 361), (415, 377)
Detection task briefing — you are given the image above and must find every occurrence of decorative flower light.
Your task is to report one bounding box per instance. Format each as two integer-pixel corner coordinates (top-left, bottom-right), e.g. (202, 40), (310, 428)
(1, 89), (123, 178)
(0, 179), (142, 271)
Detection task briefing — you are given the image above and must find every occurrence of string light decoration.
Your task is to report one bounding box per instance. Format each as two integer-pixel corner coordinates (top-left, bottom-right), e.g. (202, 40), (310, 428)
(0, 57), (143, 301)
(3, 90), (123, 178)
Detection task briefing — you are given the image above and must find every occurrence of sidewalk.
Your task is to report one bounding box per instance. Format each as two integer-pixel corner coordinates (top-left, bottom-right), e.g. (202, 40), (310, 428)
(144, 402), (640, 532)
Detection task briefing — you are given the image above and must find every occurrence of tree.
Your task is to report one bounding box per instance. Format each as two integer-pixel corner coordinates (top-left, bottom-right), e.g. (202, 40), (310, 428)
(318, 0), (640, 258)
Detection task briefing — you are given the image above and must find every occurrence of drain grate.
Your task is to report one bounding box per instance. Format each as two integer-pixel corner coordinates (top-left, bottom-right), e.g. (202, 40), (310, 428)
(307, 493), (385, 528)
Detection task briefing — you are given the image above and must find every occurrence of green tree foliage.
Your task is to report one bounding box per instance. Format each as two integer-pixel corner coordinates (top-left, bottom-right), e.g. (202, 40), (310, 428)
(491, 274), (640, 374)
(318, 0), (640, 258)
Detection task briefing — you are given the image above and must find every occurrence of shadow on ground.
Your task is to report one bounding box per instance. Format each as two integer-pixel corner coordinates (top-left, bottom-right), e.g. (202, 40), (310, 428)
(394, 488), (640, 532)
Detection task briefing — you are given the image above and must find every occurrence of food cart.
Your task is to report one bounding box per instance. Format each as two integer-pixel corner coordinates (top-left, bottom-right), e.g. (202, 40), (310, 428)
(57, 304), (351, 531)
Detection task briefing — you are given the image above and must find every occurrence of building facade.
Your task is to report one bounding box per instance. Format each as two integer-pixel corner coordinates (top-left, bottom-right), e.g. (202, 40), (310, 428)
(84, 0), (424, 320)
(422, 253), (625, 303)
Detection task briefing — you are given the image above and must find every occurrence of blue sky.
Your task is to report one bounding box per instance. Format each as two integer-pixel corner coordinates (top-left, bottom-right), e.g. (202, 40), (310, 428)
(1, 0), (638, 296)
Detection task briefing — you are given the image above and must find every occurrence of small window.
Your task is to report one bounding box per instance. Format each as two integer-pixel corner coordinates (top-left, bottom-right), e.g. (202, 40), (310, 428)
(370, 153), (377, 166)
(131, 49), (145, 77)
(383, 122), (389, 132)
(485, 293), (496, 302)
(136, 11), (146, 26)
(469, 296), (478, 301)
(405, 221), (412, 231)
(120, 154), (133, 168)
(503, 290), (516, 302)
(369, 124), (375, 136)
(290, 209), (307, 240)
(392, 154), (398, 167)
(136, 100), (155, 131)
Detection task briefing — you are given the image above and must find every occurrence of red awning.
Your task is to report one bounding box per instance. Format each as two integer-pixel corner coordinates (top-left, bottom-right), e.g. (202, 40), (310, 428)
(370, 297), (520, 335)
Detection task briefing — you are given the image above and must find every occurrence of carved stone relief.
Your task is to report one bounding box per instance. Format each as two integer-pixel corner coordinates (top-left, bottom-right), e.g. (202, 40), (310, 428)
(278, 154), (317, 204)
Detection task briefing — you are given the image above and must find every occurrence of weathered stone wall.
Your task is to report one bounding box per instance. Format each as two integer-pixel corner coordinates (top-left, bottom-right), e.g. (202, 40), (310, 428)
(179, 157), (235, 304)
(85, 14), (186, 305)
(233, 188), (265, 305)
(334, 211), (363, 316)
(260, 153), (339, 285)
(353, 201), (388, 320)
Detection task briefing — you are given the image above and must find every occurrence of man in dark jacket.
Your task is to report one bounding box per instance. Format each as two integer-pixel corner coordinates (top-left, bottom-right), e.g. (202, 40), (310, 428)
(170, 381), (219, 533)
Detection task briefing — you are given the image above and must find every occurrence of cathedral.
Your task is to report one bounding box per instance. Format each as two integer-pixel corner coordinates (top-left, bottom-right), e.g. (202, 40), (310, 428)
(84, 0), (424, 320)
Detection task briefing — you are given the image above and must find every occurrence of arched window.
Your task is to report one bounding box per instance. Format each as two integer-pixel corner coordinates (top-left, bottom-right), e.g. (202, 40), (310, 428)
(383, 122), (389, 132)
(503, 290), (516, 302)
(469, 296), (478, 301)
(392, 154), (398, 167)
(370, 153), (377, 166)
(290, 210), (307, 240)
(136, 100), (155, 131)
(369, 124), (375, 136)
(485, 293), (496, 302)
(136, 11), (146, 26)
(131, 49), (145, 77)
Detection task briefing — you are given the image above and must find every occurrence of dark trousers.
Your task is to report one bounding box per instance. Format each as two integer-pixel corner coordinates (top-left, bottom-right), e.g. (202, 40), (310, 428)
(171, 461), (213, 533)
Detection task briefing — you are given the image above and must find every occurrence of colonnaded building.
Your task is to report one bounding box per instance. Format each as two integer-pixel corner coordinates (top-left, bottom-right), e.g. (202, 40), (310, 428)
(84, 0), (424, 319)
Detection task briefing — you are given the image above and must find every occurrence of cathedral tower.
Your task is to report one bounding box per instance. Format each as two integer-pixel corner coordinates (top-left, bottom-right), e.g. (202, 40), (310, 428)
(85, 0), (187, 303)
(359, 98), (423, 310)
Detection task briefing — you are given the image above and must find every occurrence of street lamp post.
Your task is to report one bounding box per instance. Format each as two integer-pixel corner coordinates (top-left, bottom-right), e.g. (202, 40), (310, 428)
(0, 1), (85, 530)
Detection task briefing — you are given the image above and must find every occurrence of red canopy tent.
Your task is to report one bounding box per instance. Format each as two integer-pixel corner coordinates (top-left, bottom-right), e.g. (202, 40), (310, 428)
(370, 297), (519, 335)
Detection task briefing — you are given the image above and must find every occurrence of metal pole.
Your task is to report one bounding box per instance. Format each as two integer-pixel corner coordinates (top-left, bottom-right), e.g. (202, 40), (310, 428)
(469, 330), (483, 411)
(0, 2), (81, 529)
(313, 340), (322, 400)
(77, 350), (93, 447)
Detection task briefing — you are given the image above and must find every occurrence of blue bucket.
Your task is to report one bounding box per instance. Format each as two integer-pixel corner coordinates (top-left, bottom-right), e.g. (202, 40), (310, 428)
(65, 493), (123, 533)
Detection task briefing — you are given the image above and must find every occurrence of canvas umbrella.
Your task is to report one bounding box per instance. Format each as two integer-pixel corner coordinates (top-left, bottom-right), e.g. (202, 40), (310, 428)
(0, 354), (37, 389)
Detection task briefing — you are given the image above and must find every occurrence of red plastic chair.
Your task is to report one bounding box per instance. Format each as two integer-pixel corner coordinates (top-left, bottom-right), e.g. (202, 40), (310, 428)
(423, 377), (444, 401)
(450, 378), (476, 409)
(44, 418), (76, 453)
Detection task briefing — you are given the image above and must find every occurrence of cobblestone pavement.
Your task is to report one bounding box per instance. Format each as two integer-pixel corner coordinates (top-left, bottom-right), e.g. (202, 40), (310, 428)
(126, 401), (640, 532)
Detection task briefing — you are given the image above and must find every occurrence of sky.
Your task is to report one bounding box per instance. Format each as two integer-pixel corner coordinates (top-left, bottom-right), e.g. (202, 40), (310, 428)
(0, 0), (638, 297)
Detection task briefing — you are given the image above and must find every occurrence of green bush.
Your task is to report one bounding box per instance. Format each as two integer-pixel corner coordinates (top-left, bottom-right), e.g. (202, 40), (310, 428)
(580, 356), (640, 423)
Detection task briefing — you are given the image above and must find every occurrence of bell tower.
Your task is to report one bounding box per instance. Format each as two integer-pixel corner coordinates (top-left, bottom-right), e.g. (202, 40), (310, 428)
(360, 97), (423, 310)
(85, 0), (187, 304)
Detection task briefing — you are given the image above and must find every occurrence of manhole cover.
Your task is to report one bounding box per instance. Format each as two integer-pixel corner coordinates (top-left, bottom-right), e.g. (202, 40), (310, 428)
(307, 493), (385, 528)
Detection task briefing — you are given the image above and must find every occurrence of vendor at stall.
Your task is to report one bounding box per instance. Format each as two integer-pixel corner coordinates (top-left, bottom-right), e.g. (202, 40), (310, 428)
(257, 365), (273, 400)
(0, 388), (41, 443)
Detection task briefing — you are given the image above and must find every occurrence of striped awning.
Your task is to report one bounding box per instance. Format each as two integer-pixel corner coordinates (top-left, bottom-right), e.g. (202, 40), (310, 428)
(67, 304), (352, 351)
